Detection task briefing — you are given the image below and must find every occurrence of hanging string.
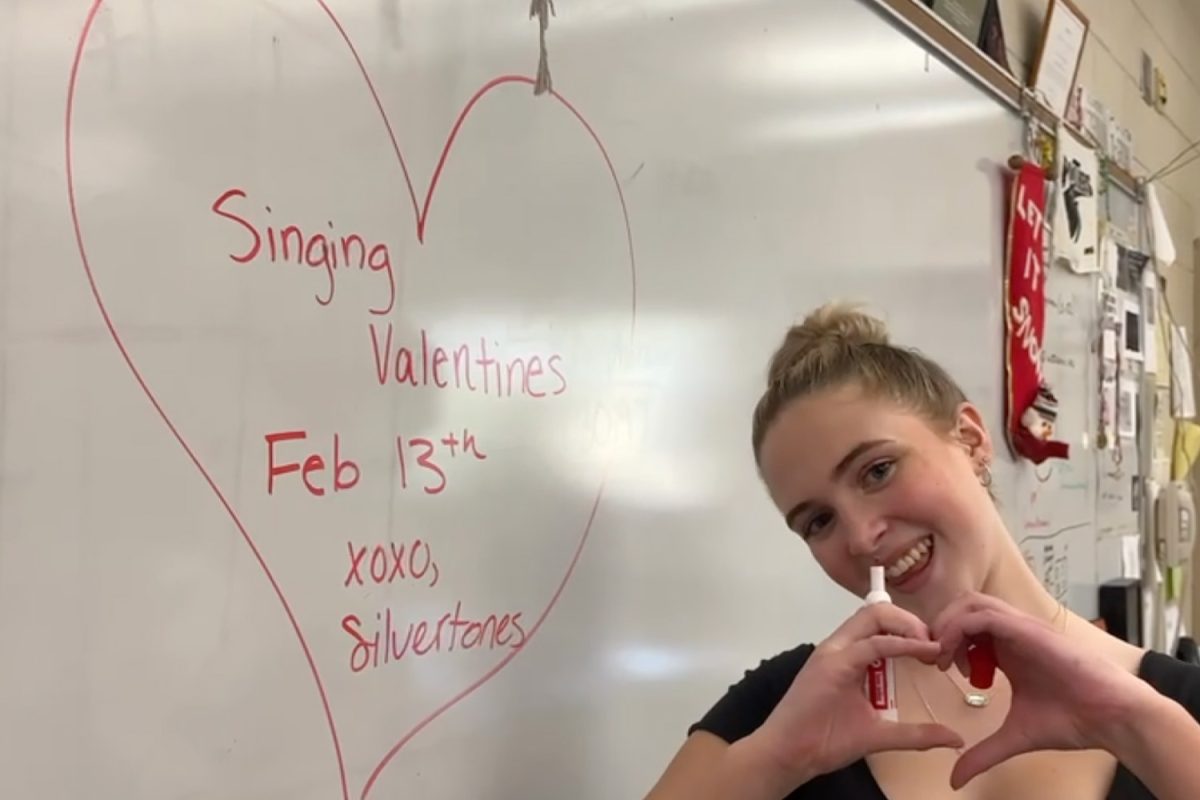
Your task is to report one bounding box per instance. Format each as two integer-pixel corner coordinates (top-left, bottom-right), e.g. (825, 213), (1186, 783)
(529, 0), (556, 95)
(1151, 147), (1200, 183)
(1146, 134), (1200, 182)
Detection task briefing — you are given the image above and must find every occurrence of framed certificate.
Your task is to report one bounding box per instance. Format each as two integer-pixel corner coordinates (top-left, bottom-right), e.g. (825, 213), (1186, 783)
(1029, 0), (1090, 118)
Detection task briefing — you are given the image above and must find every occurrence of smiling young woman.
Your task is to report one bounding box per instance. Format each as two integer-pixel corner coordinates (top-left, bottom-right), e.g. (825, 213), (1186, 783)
(643, 303), (1200, 800)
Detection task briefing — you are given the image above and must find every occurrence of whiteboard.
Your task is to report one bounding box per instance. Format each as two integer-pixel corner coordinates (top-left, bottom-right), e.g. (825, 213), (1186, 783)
(1013, 265), (1108, 612)
(0, 1), (1101, 798)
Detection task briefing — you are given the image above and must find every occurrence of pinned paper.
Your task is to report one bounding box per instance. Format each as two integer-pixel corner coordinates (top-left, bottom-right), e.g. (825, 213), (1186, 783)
(1167, 566), (1184, 601)
(1100, 234), (1120, 286)
(1142, 268), (1159, 374)
(1099, 294), (1119, 448)
(1053, 133), (1100, 274)
(1146, 183), (1177, 268)
(1081, 89), (1109, 148)
(1172, 420), (1200, 480)
(1171, 324), (1196, 419)
(1121, 535), (1142, 579)
(1117, 378), (1138, 439)
(1102, 328), (1118, 361)
(1165, 602), (1182, 645)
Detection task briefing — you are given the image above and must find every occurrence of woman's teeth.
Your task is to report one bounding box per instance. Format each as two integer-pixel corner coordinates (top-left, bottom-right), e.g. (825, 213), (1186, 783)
(885, 537), (933, 580)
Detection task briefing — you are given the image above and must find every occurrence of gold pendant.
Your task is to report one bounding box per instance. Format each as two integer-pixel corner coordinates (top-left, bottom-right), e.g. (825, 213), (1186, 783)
(965, 691), (989, 708)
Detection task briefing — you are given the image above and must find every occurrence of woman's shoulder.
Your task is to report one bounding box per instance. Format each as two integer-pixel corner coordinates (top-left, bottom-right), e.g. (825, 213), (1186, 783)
(687, 643), (817, 743)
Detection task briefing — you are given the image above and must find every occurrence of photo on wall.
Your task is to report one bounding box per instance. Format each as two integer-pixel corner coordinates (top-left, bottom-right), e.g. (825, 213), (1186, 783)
(1116, 245), (1150, 293)
(1053, 132), (1099, 274)
(1122, 296), (1143, 362)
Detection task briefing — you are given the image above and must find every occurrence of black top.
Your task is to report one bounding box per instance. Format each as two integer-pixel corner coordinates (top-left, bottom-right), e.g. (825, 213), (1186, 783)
(689, 644), (1200, 799)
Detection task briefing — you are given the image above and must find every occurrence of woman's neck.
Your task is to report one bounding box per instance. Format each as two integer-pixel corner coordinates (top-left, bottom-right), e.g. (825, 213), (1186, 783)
(980, 535), (1068, 627)
(980, 532), (1148, 671)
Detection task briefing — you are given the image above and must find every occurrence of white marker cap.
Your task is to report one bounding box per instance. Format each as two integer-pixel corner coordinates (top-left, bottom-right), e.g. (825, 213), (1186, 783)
(865, 565), (891, 605)
(870, 565), (886, 594)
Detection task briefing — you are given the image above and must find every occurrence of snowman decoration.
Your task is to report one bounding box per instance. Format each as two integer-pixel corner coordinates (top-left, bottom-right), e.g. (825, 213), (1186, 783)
(1021, 384), (1059, 441)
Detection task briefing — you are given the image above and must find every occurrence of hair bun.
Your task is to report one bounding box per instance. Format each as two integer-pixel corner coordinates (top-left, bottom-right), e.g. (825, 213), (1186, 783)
(766, 302), (890, 386)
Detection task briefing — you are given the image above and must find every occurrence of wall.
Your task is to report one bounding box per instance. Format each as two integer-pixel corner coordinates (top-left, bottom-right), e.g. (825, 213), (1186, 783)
(999, 0), (1200, 638)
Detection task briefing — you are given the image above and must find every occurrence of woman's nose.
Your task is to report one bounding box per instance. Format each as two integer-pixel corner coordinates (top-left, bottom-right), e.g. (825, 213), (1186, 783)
(844, 509), (887, 558)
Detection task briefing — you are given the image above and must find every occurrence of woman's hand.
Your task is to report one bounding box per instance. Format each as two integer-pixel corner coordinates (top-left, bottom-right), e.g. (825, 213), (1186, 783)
(752, 603), (964, 789)
(930, 592), (1159, 790)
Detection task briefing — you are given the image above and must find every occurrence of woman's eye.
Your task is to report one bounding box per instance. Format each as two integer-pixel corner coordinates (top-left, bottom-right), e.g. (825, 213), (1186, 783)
(802, 511), (834, 539)
(863, 459), (896, 487)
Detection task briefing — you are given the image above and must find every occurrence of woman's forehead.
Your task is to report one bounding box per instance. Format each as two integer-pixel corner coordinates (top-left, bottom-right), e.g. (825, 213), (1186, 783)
(759, 391), (929, 488)
(770, 388), (920, 445)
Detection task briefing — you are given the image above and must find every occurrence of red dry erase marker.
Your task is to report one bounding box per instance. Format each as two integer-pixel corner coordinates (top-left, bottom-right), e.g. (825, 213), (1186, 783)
(966, 634), (997, 690)
(863, 566), (898, 721)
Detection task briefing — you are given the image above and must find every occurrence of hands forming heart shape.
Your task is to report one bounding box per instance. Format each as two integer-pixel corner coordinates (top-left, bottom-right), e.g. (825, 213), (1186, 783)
(755, 592), (1156, 792)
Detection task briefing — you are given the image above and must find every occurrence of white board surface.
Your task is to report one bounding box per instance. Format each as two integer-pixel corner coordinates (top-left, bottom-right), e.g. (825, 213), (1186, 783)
(0, 1), (1103, 798)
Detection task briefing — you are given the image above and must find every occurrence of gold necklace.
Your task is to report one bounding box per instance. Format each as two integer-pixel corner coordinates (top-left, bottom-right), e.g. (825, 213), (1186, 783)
(908, 673), (967, 754)
(929, 600), (1069, 710)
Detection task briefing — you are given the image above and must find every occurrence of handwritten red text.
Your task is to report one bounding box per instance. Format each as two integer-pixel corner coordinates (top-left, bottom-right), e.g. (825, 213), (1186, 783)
(344, 539), (440, 588)
(341, 601), (527, 673)
(396, 429), (486, 495)
(212, 188), (397, 315)
(266, 430), (360, 496)
(369, 323), (566, 399)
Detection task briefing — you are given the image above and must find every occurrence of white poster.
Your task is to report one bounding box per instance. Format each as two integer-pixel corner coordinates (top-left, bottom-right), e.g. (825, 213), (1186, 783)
(1053, 132), (1100, 274)
(1142, 268), (1159, 374)
(1146, 183), (1177, 267)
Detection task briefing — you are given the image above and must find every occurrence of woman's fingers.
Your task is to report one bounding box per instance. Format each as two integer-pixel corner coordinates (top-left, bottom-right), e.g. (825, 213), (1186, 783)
(934, 608), (1033, 672)
(826, 602), (932, 650)
(929, 591), (1007, 635)
(846, 635), (942, 672)
(950, 726), (1029, 790)
(864, 721), (965, 756)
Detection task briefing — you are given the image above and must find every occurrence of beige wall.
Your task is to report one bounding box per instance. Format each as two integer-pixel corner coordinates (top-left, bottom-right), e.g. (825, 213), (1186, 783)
(998, 0), (1200, 639)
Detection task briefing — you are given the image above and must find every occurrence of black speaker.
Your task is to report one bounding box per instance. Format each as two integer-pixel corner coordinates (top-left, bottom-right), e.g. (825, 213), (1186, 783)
(1099, 578), (1143, 646)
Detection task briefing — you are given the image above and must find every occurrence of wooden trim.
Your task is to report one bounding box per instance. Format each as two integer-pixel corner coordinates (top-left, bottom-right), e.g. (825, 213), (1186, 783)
(868, 0), (1140, 199)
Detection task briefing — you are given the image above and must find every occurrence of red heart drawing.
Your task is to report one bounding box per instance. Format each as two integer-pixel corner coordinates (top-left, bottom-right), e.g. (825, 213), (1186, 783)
(66, 2), (637, 798)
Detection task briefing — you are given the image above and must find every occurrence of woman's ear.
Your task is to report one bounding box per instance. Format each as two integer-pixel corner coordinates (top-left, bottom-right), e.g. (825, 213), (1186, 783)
(951, 401), (993, 468)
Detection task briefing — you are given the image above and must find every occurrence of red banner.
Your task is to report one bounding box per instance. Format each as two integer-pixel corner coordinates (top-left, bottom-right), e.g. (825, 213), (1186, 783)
(1004, 161), (1069, 464)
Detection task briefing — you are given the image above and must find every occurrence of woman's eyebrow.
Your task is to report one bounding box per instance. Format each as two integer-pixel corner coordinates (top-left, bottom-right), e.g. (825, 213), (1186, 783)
(831, 439), (893, 480)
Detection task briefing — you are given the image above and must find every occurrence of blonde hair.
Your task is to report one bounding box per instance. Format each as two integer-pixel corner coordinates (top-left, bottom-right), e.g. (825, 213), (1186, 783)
(751, 303), (969, 464)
